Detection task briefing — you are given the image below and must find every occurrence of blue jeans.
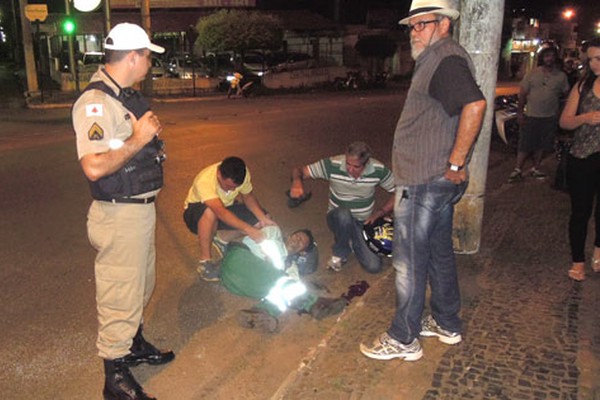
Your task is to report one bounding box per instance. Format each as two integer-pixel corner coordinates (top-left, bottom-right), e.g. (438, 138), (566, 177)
(388, 176), (467, 344)
(326, 207), (383, 273)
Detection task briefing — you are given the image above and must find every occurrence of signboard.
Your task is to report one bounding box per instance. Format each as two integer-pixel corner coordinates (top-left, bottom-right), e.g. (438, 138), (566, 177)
(25, 4), (48, 22)
(111, 0), (256, 9)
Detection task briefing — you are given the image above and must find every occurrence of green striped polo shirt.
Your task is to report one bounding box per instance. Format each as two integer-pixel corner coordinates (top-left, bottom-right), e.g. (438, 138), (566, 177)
(307, 155), (394, 221)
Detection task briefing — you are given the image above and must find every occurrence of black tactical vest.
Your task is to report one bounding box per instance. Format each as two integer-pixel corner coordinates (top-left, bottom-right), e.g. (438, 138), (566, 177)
(79, 79), (165, 201)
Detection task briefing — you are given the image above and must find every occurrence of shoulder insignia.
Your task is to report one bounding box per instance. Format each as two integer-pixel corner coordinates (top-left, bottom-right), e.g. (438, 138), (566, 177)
(88, 123), (104, 141)
(86, 104), (103, 117)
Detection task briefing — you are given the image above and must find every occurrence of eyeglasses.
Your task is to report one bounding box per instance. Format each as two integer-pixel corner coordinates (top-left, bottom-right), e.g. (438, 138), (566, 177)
(408, 19), (439, 32)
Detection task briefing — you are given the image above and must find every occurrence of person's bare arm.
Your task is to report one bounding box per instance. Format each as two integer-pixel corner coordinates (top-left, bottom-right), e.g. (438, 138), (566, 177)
(289, 165), (311, 198)
(560, 85), (600, 130)
(204, 197), (265, 243)
(364, 194), (395, 225)
(242, 192), (276, 227)
(445, 98), (487, 184)
(516, 86), (528, 126)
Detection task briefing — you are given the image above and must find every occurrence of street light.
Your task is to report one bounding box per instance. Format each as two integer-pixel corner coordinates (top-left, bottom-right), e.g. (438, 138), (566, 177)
(73, 0), (102, 12)
(562, 8), (575, 20)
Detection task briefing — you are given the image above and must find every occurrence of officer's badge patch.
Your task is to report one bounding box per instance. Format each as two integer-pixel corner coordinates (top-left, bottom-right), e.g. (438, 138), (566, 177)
(88, 123), (104, 141)
(86, 104), (103, 117)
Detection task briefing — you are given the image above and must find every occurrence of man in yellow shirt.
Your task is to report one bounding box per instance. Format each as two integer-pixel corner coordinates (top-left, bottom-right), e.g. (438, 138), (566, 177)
(183, 156), (276, 281)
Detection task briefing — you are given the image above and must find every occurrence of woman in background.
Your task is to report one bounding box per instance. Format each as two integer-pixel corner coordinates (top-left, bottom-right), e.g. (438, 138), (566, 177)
(559, 38), (600, 281)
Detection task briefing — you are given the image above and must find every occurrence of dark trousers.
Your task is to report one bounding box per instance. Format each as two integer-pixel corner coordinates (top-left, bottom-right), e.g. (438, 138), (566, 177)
(567, 153), (600, 262)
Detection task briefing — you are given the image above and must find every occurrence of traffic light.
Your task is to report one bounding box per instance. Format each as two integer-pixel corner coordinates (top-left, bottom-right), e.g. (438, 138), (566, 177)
(62, 18), (76, 35)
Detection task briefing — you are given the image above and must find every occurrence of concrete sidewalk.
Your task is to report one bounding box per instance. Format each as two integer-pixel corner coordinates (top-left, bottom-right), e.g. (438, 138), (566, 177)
(268, 160), (600, 399)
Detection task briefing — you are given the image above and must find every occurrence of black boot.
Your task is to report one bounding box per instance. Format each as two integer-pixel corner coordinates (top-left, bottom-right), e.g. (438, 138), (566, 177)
(122, 325), (175, 367)
(103, 359), (156, 400)
(290, 293), (347, 320)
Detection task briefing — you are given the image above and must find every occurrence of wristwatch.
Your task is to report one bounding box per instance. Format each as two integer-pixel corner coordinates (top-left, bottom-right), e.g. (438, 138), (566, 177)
(448, 163), (463, 172)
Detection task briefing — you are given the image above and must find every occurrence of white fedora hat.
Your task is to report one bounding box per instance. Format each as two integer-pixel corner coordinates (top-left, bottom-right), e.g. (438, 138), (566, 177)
(399, 0), (460, 25)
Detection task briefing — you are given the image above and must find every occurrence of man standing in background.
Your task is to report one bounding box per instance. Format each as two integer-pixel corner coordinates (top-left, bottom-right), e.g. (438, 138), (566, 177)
(508, 44), (569, 182)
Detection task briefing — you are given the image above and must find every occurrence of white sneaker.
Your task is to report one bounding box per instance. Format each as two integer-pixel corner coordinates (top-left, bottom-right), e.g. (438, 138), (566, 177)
(420, 315), (462, 345)
(360, 333), (423, 361)
(529, 168), (547, 180)
(326, 256), (347, 272)
(508, 168), (523, 183)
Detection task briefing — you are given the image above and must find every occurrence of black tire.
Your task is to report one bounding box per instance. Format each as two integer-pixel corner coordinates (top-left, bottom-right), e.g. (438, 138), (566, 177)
(333, 78), (346, 91)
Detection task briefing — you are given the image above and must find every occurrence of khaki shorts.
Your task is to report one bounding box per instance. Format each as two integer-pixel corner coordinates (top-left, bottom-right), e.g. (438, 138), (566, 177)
(518, 116), (558, 153)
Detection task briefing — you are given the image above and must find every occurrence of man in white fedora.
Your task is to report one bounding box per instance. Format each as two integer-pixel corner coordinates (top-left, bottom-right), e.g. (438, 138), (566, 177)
(360, 0), (487, 361)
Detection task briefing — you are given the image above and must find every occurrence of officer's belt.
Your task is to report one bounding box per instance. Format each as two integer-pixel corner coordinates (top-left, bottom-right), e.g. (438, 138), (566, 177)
(100, 196), (156, 204)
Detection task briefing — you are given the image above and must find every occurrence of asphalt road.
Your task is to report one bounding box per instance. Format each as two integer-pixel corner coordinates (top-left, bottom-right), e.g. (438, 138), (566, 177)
(0, 91), (514, 399)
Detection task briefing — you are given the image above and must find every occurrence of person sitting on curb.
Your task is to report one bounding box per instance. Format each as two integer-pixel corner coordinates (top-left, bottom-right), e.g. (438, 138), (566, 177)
(183, 156), (275, 281)
(220, 226), (346, 333)
(289, 141), (395, 273)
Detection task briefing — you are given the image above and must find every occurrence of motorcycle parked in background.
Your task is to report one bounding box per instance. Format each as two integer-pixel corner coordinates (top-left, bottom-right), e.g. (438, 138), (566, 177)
(332, 70), (389, 91)
(494, 94), (520, 149)
(333, 70), (366, 90)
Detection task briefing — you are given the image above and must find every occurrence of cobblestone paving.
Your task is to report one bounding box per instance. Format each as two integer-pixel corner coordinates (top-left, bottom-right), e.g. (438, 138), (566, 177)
(278, 176), (600, 399)
(423, 182), (579, 399)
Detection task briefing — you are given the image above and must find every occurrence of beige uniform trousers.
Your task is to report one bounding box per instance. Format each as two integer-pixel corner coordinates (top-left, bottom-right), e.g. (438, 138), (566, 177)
(87, 200), (156, 360)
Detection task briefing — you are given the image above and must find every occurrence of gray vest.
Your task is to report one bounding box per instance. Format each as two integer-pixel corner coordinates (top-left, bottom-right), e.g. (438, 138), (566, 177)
(393, 37), (476, 185)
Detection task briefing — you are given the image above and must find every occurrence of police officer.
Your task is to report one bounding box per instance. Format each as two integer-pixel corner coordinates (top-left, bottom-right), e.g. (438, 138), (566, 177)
(72, 23), (174, 400)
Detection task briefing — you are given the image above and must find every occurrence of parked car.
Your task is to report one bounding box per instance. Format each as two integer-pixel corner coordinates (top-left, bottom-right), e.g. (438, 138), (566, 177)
(80, 51), (105, 73)
(242, 52), (270, 77)
(166, 56), (210, 79)
(151, 57), (166, 79)
(270, 52), (315, 73)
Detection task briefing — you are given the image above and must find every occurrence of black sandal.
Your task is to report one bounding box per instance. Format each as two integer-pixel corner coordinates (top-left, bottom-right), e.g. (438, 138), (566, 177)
(286, 190), (312, 208)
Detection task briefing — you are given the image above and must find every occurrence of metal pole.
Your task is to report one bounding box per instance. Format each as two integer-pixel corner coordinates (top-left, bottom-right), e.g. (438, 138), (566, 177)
(10, 0), (22, 63)
(140, 0), (152, 96)
(34, 21), (44, 102)
(104, 0), (111, 36)
(453, 0), (505, 254)
(65, 0), (80, 92)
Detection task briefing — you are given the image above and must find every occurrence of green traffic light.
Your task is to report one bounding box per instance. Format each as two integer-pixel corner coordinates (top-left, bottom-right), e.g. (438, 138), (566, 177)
(63, 19), (76, 34)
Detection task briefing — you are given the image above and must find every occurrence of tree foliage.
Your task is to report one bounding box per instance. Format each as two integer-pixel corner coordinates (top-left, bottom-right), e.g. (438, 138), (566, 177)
(195, 10), (284, 56)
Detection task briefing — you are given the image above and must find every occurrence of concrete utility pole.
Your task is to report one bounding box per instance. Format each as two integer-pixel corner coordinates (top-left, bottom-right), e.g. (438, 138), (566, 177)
(453, 0), (505, 254)
(18, 0), (38, 93)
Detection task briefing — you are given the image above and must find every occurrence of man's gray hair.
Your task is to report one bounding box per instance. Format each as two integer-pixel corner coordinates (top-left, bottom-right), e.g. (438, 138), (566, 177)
(347, 141), (372, 165)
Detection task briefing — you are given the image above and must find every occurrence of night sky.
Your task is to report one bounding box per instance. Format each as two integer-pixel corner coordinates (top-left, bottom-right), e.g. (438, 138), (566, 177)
(37, 0), (581, 17)
(17, 0), (598, 37)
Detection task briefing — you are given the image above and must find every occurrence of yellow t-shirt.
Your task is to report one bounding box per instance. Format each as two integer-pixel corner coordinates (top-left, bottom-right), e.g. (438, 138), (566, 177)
(184, 162), (253, 208)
